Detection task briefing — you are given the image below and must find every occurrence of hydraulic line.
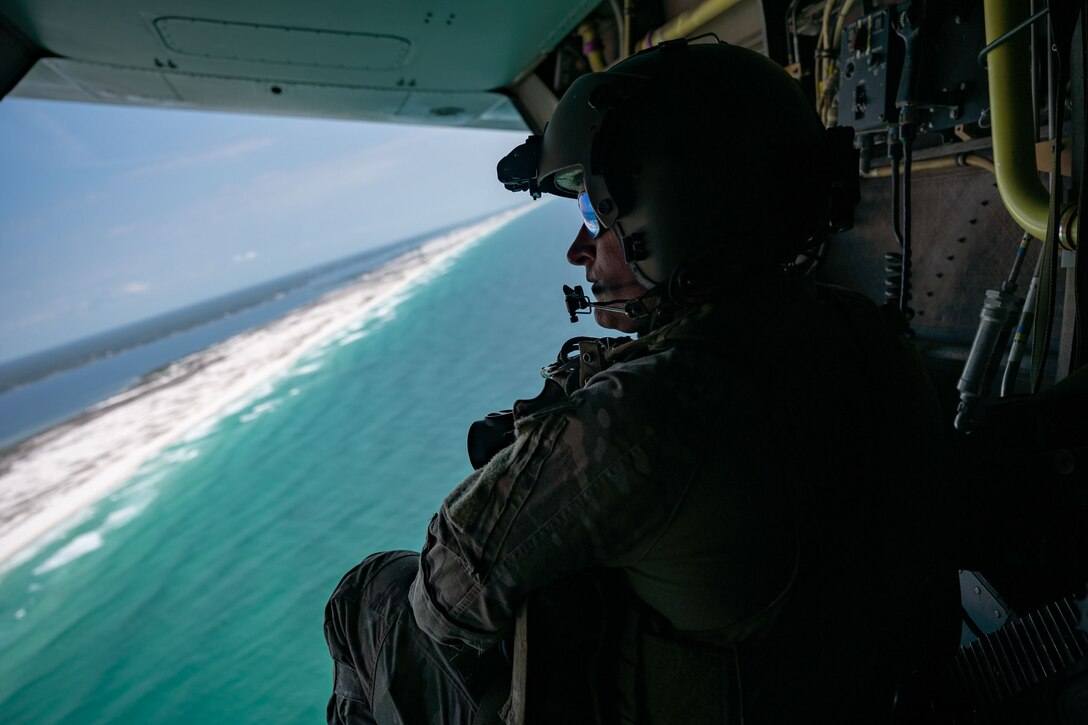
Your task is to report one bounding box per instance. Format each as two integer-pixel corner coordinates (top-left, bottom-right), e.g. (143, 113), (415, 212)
(886, 131), (906, 311)
(1029, 0), (1039, 144)
(830, 0), (855, 52)
(824, 0), (856, 127)
(900, 127), (915, 318)
(818, 0), (836, 82)
(955, 286), (1022, 430)
(956, 232), (1034, 427)
(863, 152), (996, 177)
(786, 0), (803, 66)
(1030, 14), (1073, 392)
(815, 0), (839, 124)
(892, 6), (923, 326)
(1005, 230), (1034, 288)
(977, 6), (1049, 68)
(890, 135), (903, 249)
(1001, 243), (1042, 397)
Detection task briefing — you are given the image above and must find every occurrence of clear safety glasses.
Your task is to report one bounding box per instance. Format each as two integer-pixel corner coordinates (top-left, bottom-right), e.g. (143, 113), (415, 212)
(577, 190), (601, 238)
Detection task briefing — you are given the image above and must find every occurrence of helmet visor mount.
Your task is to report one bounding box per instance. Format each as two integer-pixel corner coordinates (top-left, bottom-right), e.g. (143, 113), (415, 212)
(496, 71), (648, 231)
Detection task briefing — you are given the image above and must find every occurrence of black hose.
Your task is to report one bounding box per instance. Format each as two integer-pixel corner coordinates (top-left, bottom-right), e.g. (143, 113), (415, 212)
(900, 128), (914, 321)
(978, 7), (1049, 69)
(786, 0), (803, 66)
(890, 143), (903, 250)
(1005, 232), (1033, 289)
(885, 132), (907, 313)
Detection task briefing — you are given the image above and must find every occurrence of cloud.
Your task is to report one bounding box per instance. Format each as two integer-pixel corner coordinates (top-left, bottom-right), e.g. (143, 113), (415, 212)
(120, 282), (150, 294)
(232, 251), (258, 263)
(129, 137), (275, 176)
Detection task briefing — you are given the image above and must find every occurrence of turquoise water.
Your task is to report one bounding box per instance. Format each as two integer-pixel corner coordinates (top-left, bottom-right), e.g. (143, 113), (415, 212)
(0, 201), (604, 724)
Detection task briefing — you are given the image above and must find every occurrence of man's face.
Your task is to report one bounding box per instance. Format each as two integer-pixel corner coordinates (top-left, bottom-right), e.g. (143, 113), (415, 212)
(565, 222), (647, 334)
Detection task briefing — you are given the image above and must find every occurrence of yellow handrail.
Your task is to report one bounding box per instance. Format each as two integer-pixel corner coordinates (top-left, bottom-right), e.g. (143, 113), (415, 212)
(984, 0), (1076, 246)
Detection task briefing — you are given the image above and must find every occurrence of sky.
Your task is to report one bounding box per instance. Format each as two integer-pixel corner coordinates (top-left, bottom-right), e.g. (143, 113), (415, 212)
(0, 99), (528, 363)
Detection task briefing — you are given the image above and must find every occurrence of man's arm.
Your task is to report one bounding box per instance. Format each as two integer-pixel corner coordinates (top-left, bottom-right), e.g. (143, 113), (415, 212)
(408, 354), (701, 649)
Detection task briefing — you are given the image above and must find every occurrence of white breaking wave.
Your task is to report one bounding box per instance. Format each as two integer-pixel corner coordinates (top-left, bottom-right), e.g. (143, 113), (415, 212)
(0, 203), (536, 572)
(182, 418), (220, 444)
(160, 447), (200, 464)
(32, 532), (104, 575)
(337, 331), (369, 347)
(18, 482), (156, 578)
(239, 400), (282, 424)
(0, 506), (96, 574)
(290, 362), (323, 376)
(102, 499), (152, 531)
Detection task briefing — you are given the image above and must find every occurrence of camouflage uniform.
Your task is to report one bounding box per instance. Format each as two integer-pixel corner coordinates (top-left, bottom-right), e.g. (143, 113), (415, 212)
(325, 279), (958, 724)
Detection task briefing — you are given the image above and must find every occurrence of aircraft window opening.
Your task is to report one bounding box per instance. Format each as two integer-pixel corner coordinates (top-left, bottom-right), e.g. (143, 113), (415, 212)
(3, 0), (1087, 719)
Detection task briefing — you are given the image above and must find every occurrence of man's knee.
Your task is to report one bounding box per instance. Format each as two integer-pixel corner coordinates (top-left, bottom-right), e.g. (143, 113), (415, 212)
(325, 550), (511, 724)
(324, 550), (420, 723)
(325, 549), (419, 657)
(329, 551), (419, 611)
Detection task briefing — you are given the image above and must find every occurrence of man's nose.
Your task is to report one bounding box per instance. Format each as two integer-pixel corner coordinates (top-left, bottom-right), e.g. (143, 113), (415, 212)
(566, 224), (597, 267)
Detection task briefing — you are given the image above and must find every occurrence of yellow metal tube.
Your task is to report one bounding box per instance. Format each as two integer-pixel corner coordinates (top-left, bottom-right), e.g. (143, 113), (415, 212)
(984, 0), (1053, 242)
(640, 0), (746, 49)
(863, 152), (996, 178)
(578, 23), (607, 72)
(964, 154), (998, 174)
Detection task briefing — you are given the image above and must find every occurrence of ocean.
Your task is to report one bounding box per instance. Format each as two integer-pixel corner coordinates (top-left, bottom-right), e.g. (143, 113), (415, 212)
(0, 214), (498, 450)
(0, 200), (605, 724)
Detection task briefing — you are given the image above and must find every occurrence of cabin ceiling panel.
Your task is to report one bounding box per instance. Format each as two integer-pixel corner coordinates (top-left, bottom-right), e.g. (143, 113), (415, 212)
(1, 0), (598, 126)
(36, 58), (185, 105)
(397, 91), (521, 127)
(152, 17), (413, 71)
(14, 56), (526, 130)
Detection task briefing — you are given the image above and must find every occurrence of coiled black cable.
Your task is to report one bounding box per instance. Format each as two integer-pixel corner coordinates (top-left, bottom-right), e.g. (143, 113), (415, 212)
(884, 252), (904, 304)
(886, 131), (912, 321)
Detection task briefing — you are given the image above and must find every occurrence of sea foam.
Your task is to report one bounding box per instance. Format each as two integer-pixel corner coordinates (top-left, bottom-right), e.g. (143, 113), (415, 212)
(32, 532), (104, 575)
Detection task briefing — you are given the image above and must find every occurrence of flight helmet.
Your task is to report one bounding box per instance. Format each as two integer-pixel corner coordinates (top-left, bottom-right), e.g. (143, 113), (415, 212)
(498, 38), (857, 294)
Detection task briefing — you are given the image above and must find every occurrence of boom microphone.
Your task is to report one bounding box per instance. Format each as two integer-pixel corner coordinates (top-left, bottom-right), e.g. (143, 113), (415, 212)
(563, 284), (647, 323)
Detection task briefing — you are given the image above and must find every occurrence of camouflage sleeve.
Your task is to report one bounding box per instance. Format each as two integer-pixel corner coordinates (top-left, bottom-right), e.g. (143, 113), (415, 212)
(408, 351), (701, 649)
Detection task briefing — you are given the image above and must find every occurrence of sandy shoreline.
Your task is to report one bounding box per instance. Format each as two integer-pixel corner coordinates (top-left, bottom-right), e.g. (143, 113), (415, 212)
(0, 205), (534, 571)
